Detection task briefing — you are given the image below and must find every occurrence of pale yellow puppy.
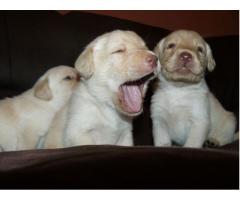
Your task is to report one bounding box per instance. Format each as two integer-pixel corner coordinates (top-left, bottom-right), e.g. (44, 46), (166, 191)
(44, 30), (160, 148)
(152, 30), (236, 148)
(0, 66), (79, 151)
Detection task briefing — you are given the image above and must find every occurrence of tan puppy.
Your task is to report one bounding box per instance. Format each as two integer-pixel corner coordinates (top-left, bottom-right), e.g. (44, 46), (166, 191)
(44, 30), (160, 148)
(151, 30), (236, 148)
(0, 66), (79, 151)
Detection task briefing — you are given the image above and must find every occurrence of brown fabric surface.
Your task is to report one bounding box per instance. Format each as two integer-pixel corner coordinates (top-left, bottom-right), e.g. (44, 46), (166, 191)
(0, 145), (238, 189)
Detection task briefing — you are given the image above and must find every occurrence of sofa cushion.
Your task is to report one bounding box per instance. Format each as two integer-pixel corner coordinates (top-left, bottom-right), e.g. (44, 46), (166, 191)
(0, 145), (238, 189)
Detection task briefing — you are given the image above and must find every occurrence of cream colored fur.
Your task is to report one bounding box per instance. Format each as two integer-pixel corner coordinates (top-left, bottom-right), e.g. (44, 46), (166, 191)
(0, 66), (79, 151)
(44, 30), (160, 148)
(151, 30), (236, 148)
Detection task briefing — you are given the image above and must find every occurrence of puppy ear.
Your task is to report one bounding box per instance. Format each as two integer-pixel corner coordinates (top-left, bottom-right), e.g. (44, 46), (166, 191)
(34, 78), (53, 101)
(75, 46), (94, 79)
(154, 38), (165, 57)
(206, 43), (216, 72)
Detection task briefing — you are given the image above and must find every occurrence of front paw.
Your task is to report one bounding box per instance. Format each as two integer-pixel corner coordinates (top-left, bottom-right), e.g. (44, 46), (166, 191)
(154, 142), (172, 147)
(204, 138), (220, 148)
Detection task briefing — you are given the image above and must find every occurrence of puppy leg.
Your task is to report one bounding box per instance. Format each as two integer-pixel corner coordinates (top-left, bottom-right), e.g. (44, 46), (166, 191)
(207, 112), (236, 146)
(116, 130), (133, 146)
(184, 120), (209, 148)
(0, 129), (18, 151)
(17, 132), (39, 150)
(152, 116), (172, 146)
(206, 94), (236, 147)
(183, 96), (211, 148)
(67, 133), (96, 146)
(64, 128), (96, 147)
(43, 106), (68, 149)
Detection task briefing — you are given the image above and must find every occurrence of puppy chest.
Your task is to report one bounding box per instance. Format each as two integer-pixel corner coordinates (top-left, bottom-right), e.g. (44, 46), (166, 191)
(91, 122), (130, 144)
(165, 103), (193, 145)
(91, 110), (131, 144)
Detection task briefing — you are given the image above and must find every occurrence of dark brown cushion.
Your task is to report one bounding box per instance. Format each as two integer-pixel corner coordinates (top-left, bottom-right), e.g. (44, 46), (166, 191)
(0, 145), (238, 189)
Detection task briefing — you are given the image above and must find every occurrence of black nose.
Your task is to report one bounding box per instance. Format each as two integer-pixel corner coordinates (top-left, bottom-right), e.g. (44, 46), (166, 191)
(146, 54), (158, 68)
(179, 52), (192, 63)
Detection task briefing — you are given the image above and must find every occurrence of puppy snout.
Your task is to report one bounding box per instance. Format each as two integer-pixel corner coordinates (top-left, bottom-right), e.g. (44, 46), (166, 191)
(146, 54), (158, 69)
(179, 52), (192, 64)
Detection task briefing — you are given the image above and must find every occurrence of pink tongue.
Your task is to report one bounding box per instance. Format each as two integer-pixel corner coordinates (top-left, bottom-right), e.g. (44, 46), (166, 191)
(121, 85), (142, 113)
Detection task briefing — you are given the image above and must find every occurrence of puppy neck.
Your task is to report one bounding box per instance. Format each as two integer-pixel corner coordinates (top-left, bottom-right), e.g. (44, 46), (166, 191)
(158, 73), (207, 90)
(79, 78), (115, 107)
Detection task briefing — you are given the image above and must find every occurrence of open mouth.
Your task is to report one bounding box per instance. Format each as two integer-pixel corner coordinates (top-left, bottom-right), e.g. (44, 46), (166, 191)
(119, 72), (154, 115)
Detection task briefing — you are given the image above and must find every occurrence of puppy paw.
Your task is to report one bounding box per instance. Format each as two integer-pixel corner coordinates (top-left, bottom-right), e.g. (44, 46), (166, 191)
(155, 142), (172, 147)
(204, 138), (220, 148)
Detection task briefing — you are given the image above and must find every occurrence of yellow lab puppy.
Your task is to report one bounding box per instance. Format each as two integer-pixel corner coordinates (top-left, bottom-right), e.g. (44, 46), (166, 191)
(0, 66), (79, 151)
(152, 30), (236, 148)
(44, 30), (160, 148)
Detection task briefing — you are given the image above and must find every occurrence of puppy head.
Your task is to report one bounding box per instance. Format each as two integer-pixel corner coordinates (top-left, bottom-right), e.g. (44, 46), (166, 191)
(34, 66), (80, 104)
(154, 30), (215, 83)
(75, 30), (160, 116)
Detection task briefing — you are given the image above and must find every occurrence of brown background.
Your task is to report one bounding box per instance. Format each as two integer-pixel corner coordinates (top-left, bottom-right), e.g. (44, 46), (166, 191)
(59, 10), (239, 37)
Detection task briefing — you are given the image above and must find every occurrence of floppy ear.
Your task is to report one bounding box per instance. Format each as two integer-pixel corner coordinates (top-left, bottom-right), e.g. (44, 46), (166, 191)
(154, 38), (165, 58)
(206, 43), (216, 72)
(75, 46), (94, 79)
(34, 78), (53, 101)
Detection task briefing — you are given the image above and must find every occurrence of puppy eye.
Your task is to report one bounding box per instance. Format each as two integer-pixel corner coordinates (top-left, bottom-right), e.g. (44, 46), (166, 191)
(197, 46), (203, 53)
(112, 49), (125, 54)
(167, 43), (176, 49)
(64, 76), (73, 81)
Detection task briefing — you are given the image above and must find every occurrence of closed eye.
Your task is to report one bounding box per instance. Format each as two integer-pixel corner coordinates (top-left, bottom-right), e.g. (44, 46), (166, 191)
(167, 43), (176, 49)
(111, 49), (125, 54)
(63, 76), (73, 81)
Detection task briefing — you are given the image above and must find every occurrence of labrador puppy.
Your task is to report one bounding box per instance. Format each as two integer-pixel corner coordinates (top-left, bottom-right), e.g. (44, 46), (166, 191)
(44, 30), (159, 148)
(151, 30), (236, 148)
(0, 66), (79, 151)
